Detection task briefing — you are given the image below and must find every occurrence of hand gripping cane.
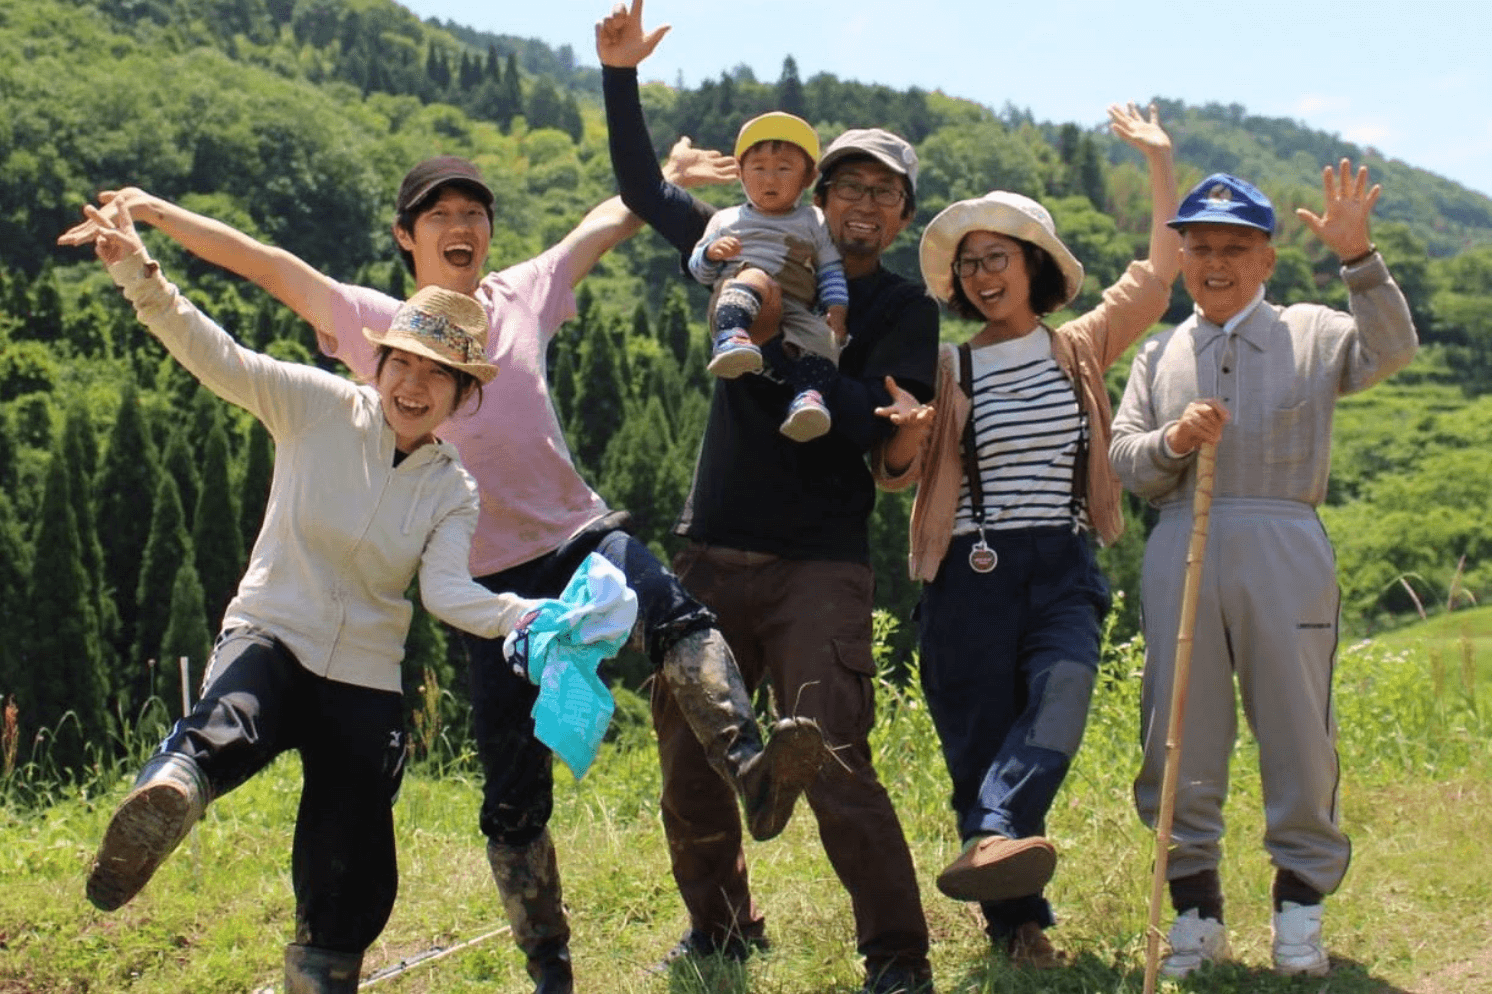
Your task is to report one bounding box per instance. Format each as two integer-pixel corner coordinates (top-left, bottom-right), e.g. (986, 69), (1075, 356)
(1142, 441), (1217, 994)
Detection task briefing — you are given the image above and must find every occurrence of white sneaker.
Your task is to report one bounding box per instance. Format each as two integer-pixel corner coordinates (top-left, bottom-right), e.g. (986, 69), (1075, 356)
(1160, 908), (1229, 978)
(1273, 901), (1329, 976)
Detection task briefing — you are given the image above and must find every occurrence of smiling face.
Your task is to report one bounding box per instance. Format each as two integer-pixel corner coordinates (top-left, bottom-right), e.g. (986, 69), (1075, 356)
(955, 230), (1038, 337)
(394, 186), (493, 295)
(739, 141), (815, 216)
(376, 348), (461, 452)
(817, 160), (911, 275)
(1179, 223), (1276, 325)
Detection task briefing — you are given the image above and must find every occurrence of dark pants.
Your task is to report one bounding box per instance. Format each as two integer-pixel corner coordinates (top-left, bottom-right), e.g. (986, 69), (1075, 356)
(918, 528), (1108, 937)
(651, 545), (930, 975)
(162, 628), (406, 954)
(466, 513), (716, 845)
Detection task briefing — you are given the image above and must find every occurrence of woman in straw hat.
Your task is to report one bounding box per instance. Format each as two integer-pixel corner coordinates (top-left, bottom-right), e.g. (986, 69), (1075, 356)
(73, 200), (583, 993)
(872, 103), (1181, 967)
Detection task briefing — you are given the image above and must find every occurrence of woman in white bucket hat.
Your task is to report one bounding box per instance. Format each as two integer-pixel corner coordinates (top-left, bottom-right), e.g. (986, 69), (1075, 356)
(874, 103), (1181, 967)
(69, 199), (612, 994)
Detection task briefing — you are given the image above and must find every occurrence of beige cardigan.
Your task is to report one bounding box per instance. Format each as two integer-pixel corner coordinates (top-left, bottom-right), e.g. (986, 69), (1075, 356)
(874, 260), (1171, 582)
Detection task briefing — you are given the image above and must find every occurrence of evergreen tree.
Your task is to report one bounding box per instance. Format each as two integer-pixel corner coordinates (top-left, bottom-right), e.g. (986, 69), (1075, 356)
(192, 419), (244, 631)
(23, 437), (108, 774)
(132, 474), (193, 711)
(161, 424), (201, 533)
(158, 560), (213, 713)
(62, 401), (120, 687)
(96, 383), (161, 687)
(567, 317), (627, 476)
(485, 44), (500, 82)
(776, 56), (806, 118)
(0, 491), (30, 703)
(657, 283), (692, 367)
(598, 396), (674, 548)
(499, 52), (523, 128)
(239, 419), (273, 557)
(560, 92), (584, 143)
(527, 76), (564, 132)
(24, 261), (63, 342)
(549, 337), (577, 428)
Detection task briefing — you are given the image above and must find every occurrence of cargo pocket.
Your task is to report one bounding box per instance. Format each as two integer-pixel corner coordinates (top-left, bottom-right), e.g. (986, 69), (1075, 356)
(825, 636), (877, 743)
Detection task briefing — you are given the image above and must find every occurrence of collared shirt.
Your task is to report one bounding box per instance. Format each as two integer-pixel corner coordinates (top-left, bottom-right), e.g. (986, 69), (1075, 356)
(1111, 254), (1418, 510)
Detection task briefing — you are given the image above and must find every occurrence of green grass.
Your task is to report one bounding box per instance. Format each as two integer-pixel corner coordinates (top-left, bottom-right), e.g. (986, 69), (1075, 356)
(2, 616), (1488, 994)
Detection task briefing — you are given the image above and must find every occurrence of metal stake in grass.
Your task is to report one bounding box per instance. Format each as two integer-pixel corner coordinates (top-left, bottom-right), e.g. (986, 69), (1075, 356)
(1143, 441), (1216, 994)
(180, 655), (203, 890)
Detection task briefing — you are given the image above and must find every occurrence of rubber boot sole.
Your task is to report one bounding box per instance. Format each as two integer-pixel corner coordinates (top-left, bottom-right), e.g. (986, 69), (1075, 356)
(87, 780), (195, 911)
(744, 718), (830, 841)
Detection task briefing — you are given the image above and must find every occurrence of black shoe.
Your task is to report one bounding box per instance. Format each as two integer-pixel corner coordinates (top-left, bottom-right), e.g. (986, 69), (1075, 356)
(861, 962), (935, 994)
(653, 927), (769, 973)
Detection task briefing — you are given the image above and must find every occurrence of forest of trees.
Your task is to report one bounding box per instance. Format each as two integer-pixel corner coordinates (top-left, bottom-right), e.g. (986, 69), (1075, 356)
(2, 0), (1490, 782)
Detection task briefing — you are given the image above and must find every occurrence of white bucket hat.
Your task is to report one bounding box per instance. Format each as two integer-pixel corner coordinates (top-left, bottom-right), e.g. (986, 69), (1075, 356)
(919, 191), (1084, 308)
(363, 285), (497, 384)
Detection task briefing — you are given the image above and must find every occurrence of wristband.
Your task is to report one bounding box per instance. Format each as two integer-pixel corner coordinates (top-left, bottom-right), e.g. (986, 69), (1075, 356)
(1340, 243), (1377, 267)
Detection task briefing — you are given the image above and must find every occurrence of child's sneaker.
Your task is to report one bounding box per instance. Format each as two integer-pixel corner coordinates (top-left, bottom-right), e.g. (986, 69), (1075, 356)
(780, 389), (830, 442)
(706, 331), (763, 379)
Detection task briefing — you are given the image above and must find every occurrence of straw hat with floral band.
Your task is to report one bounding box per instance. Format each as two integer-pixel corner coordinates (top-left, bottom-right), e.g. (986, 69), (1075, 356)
(919, 191), (1085, 311)
(733, 111), (821, 164)
(363, 285), (498, 384)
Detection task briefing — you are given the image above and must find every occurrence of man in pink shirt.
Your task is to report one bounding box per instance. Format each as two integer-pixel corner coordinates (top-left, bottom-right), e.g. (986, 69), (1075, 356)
(64, 155), (826, 994)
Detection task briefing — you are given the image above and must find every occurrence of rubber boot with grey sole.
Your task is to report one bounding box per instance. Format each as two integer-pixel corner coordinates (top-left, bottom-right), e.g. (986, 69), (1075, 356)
(284, 943), (362, 993)
(487, 832), (574, 994)
(661, 628), (830, 841)
(87, 752), (208, 911)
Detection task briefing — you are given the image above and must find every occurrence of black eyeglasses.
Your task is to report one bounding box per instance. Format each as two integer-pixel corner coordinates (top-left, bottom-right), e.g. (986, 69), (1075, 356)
(829, 178), (905, 207)
(953, 250), (1012, 278)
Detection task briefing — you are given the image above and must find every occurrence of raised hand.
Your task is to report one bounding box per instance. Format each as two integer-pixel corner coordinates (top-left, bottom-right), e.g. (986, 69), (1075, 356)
(662, 137), (739, 189)
(57, 187), (151, 248)
(1295, 158), (1378, 261)
(79, 199), (147, 267)
(1108, 101), (1171, 157)
(594, 0), (669, 69)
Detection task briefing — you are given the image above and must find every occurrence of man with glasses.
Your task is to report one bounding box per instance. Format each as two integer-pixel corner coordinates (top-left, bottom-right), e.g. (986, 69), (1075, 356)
(596, 4), (938, 992)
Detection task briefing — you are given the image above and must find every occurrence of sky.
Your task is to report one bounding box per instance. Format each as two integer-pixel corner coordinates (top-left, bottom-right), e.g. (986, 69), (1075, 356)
(396, 0), (1492, 200)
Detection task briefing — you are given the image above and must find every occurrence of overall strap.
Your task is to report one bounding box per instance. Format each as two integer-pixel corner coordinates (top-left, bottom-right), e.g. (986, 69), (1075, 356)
(956, 342), (986, 529)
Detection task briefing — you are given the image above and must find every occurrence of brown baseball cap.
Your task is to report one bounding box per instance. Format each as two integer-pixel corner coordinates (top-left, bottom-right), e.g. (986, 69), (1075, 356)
(396, 156), (494, 214)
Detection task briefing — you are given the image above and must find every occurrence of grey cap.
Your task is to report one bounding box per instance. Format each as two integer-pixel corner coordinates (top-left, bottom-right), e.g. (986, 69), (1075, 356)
(818, 128), (919, 193)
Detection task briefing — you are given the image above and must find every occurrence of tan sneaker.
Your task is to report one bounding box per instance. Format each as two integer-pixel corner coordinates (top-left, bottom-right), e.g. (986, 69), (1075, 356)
(1008, 921), (1067, 969)
(935, 834), (1056, 901)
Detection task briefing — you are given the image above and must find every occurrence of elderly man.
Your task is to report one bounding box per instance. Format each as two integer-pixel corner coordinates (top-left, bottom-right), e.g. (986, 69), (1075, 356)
(1110, 162), (1416, 979)
(595, 4), (939, 993)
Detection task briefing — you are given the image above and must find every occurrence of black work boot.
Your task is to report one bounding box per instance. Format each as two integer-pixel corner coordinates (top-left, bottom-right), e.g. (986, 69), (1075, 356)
(87, 751), (208, 911)
(487, 831), (574, 994)
(660, 628), (830, 841)
(284, 944), (362, 994)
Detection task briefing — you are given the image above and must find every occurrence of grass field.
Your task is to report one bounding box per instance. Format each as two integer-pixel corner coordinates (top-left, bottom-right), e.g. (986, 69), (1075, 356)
(2, 610), (1489, 993)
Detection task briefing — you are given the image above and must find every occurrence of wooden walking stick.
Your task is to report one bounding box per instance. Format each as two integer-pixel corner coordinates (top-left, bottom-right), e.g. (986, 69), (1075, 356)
(1143, 441), (1217, 994)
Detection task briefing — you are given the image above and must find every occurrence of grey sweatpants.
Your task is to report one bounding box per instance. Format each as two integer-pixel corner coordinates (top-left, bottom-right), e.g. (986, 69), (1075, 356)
(1133, 498), (1351, 895)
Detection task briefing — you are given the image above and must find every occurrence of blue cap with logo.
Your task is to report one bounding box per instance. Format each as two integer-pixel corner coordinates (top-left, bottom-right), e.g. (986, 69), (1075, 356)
(1168, 173), (1276, 235)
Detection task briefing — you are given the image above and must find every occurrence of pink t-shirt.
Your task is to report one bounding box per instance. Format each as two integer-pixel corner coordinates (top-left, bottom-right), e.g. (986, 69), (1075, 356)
(323, 247), (609, 577)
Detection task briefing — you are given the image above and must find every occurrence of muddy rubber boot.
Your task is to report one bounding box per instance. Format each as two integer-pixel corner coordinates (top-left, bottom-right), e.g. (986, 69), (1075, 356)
(284, 944), (362, 994)
(661, 628), (830, 841)
(86, 752), (208, 911)
(487, 832), (574, 994)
